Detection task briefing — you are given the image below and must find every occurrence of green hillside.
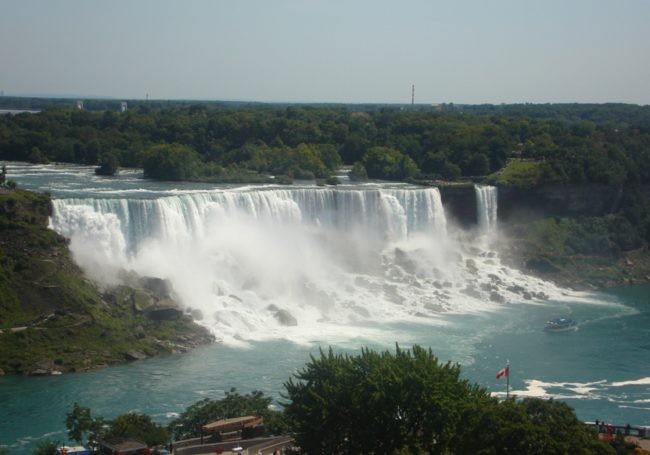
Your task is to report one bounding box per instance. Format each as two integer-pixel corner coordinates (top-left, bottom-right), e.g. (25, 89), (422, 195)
(0, 188), (213, 375)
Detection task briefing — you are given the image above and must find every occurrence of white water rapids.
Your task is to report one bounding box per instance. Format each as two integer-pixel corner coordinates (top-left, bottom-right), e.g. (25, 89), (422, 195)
(48, 184), (581, 346)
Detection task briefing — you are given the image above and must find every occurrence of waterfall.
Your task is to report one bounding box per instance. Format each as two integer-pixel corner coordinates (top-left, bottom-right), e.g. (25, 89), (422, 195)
(49, 183), (566, 346)
(475, 185), (498, 233)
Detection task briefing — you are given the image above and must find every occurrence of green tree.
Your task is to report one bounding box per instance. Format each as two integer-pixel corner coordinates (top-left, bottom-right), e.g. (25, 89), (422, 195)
(142, 143), (201, 180)
(453, 398), (613, 455)
(283, 345), (488, 454)
(95, 151), (119, 176)
(65, 403), (106, 446)
(169, 389), (287, 441)
(106, 413), (169, 447)
(33, 439), (59, 455)
(362, 146), (419, 180)
(348, 162), (368, 181)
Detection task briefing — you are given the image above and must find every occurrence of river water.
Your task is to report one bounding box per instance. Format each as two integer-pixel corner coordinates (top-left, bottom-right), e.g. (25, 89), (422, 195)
(1, 163), (649, 452)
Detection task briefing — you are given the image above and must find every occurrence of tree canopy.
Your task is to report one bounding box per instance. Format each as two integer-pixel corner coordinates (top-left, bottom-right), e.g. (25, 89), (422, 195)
(283, 345), (613, 455)
(1, 102), (649, 185)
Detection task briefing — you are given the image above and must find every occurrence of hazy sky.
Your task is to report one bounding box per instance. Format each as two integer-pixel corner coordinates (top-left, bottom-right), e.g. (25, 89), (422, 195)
(1, 0), (648, 104)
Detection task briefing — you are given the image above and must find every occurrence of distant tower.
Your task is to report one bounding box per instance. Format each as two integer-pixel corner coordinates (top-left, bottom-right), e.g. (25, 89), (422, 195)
(120, 101), (128, 113)
(146, 93), (149, 101)
(411, 84), (415, 105)
(75, 100), (84, 110)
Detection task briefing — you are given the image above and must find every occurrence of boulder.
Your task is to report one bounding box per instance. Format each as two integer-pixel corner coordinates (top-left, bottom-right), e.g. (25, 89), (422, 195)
(466, 259), (478, 274)
(124, 351), (147, 361)
(131, 290), (155, 312)
(274, 309), (297, 326)
(141, 277), (173, 299)
(30, 369), (50, 376)
(461, 286), (481, 299)
(394, 248), (417, 273)
(489, 292), (506, 304)
(147, 305), (183, 321)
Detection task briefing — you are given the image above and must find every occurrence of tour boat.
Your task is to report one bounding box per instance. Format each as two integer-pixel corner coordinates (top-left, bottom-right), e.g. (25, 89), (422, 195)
(544, 317), (577, 332)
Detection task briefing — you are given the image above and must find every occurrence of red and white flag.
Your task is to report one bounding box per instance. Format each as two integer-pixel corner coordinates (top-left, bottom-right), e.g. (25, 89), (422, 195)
(496, 365), (509, 379)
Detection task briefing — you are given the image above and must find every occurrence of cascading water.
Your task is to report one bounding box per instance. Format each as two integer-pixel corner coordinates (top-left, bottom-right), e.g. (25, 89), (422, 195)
(475, 184), (498, 233)
(48, 184), (571, 345)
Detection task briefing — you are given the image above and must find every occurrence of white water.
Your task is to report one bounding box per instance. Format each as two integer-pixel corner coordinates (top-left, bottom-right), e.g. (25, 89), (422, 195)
(475, 184), (498, 234)
(50, 185), (576, 346)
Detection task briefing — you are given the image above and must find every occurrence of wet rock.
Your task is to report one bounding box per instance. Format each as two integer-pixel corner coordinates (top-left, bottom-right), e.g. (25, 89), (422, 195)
(31, 369), (50, 376)
(274, 309), (297, 326)
(141, 277), (173, 299)
(443, 281), (453, 288)
(190, 309), (204, 320)
(433, 281), (443, 289)
(131, 290), (155, 312)
(424, 302), (444, 312)
(461, 286), (482, 299)
(489, 292), (506, 304)
(488, 274), (502, 284)
(466, 259), (478, 274)
(146, 299), (183, 320)
(535, 292), (549, 300)
(124, 351), (147, 361)
(522, 291), (533, 300)
(480, 282), (496, 292)
(229, 294), (243, 302)
(507, 284), (525, 294)
(394, 248), (417, 274)
(267, 304), (279, 312)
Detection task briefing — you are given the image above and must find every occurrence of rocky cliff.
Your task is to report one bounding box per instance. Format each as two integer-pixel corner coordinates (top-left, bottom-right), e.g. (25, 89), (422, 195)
(0, 189), (214, 375)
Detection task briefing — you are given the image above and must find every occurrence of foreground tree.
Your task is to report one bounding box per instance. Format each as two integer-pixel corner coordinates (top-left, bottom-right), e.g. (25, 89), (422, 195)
(106, 413), (169, 446)
(452, 398), (614, 455)
(65, 403), (107, 447)
(283, 345), (612, 455)
(283, 345), (488, 454)
(168, 389), (287, 441)
(33, 439), (60, 455)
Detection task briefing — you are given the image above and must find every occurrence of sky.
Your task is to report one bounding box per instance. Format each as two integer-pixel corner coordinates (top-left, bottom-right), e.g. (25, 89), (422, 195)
(0, 0), (649, 105)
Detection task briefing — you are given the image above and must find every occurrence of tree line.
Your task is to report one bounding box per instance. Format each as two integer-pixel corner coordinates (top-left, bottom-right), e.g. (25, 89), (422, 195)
(0, 103), (648, 186)
(30, 345), (623, 455)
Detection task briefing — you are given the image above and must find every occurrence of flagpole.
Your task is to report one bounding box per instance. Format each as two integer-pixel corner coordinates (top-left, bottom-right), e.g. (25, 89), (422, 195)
(506, 360), (510, 399)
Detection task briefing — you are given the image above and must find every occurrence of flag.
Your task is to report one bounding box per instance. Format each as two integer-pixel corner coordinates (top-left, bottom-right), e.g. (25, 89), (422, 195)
(496, 365), (509, 379)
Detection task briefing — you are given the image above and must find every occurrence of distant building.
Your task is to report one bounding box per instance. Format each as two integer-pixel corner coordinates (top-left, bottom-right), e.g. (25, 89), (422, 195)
(120, 101), (128, 112)
(75, 100), (84, 110)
